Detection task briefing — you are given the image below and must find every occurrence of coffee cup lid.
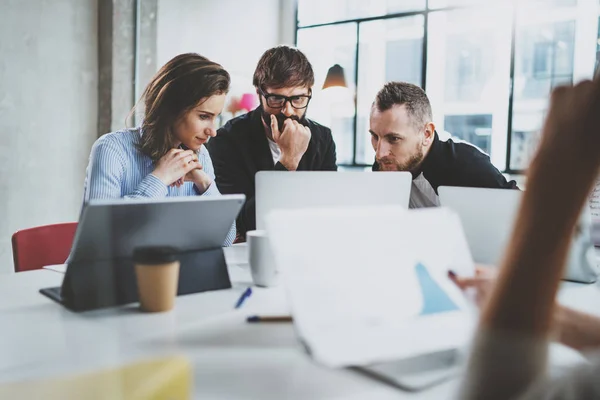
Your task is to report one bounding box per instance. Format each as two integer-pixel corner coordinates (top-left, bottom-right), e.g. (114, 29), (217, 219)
(133, 246), (179, 265)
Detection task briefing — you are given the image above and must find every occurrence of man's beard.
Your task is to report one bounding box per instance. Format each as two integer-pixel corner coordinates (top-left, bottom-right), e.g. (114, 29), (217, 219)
(261, 107), (308, 140)
(377, 144), (425, 173)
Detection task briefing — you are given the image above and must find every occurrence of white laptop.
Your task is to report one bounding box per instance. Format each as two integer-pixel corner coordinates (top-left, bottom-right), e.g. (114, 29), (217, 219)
(439, 186), (600, 283)
(266, 206), (476, 390)
(255, 171), (412, 231)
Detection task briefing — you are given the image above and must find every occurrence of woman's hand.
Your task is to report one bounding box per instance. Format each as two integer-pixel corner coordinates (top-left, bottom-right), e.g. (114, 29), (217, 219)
(450, 266), (578, 345)
(168, 154), (213, 193)
(152, 149), (200, 186)
(184, 165), (213, 194)
(449, 265), (497, 308)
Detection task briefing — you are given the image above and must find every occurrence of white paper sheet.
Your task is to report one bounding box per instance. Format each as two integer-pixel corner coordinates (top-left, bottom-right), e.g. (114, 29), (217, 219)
(266, 206), (475, 368)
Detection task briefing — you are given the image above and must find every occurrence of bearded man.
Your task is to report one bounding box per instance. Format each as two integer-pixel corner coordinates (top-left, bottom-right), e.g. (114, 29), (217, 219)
(369, 82), (517, 207)
(207, 46), (337, 238)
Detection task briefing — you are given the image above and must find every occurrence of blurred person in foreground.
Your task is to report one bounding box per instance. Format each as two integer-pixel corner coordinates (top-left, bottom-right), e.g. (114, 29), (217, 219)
(452, 76), (600, 399)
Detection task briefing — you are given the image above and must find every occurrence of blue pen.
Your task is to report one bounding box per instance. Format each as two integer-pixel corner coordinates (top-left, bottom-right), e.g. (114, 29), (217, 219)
(234, 287), (253, 309)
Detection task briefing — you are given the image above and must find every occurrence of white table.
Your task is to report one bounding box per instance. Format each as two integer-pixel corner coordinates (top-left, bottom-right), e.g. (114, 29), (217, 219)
(0, 245), (599, 399)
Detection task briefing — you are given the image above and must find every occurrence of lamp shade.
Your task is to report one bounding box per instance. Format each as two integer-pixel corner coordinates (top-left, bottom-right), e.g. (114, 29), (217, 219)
(322, 64), (347, 89)
(239, 93), (258, 111)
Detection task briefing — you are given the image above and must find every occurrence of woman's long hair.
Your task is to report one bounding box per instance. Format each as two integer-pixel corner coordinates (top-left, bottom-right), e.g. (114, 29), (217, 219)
(128, 53), (230, 162)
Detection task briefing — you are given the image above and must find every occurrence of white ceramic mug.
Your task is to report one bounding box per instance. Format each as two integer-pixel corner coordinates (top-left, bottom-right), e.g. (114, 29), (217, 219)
(246, 230), (278, 287)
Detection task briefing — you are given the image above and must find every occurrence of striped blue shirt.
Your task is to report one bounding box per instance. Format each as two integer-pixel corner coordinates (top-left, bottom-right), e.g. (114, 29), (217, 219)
(83, 128), (236, 246)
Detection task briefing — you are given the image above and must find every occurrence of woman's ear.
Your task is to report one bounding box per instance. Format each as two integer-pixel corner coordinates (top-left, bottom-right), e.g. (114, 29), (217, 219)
(423, 122), (436, 146)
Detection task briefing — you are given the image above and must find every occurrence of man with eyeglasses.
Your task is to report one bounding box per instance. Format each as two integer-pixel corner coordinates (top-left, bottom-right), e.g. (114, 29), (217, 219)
(207, 45), (337, 239)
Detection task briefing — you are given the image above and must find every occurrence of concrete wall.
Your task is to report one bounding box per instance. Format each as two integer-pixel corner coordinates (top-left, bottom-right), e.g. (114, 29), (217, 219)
(156, 0), (296, 97)
(0, 0), (98, 273)
(98, 0), (137, 134)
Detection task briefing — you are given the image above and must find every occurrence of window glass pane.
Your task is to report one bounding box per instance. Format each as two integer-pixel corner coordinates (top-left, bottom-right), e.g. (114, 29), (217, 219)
(531, 0), (578, 6)
(444, 115), (493, 152)
(426, 6), (513, 170)
(297, 24), (357, 164)
(430, 0), (577, 8)
(429, 0), (486, 8)
(298, 0), (425, 27)
(510, 1), (579, 170)
(355, 16), (425, 164)
(596, 7), (600, 74)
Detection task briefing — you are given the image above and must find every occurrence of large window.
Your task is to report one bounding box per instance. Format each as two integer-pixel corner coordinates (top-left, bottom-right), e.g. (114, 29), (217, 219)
(297, 24), (357, 164)
(510, 1), (579, 169)
(297, 0), (599, 172)
(356, 16), (425, 164)
(426, 5), (512, 169)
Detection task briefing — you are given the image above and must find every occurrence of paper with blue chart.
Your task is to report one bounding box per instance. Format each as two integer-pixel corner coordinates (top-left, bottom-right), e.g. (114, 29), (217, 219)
(266, 206), (476, 368)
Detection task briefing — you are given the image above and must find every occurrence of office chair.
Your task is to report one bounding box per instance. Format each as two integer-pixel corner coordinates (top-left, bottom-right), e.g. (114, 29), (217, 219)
(11, 222), (77, 272)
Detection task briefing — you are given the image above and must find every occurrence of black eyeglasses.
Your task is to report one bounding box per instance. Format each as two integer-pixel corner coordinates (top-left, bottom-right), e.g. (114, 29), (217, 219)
(260, 89), (312, 109)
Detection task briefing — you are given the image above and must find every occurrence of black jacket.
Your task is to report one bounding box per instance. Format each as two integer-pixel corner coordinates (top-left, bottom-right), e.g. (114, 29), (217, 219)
(373, 132), (518, 205)
(207, 106), (337, 237)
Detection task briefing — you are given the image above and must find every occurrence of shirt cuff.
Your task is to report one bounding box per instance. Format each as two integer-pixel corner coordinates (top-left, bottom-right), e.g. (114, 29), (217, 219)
(196, 181), (219, 196)
(137, 174), (168, 197)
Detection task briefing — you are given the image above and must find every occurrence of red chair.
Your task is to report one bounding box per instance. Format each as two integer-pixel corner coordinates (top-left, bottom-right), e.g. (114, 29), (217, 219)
(11, 223), (78, 273)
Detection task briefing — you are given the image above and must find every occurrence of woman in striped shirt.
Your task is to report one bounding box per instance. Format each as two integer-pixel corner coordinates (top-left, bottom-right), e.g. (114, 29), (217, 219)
(83, 53), (236, 246)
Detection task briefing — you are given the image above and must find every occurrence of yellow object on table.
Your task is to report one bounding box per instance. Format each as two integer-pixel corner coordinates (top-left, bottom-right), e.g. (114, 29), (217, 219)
(0, 356), (192, 399)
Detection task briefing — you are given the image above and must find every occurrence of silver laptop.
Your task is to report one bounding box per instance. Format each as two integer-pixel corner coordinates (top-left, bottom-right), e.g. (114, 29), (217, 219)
(439, 186), (599, 283)
(255, 171), (412, 230)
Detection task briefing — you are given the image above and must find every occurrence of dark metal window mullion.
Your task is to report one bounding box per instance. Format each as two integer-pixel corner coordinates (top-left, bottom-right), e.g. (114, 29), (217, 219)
(505, 4), (518, 173)
(422, 0), (429, 91)
(293, 0), (299, 46)
(352, 22), (360, 166)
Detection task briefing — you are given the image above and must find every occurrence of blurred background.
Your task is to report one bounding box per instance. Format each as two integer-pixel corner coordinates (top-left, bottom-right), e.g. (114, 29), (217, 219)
(0, 0), (599, 272)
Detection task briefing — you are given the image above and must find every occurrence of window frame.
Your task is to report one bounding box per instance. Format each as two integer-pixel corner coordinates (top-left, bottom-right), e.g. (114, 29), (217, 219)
(295, 0), (598, 174)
